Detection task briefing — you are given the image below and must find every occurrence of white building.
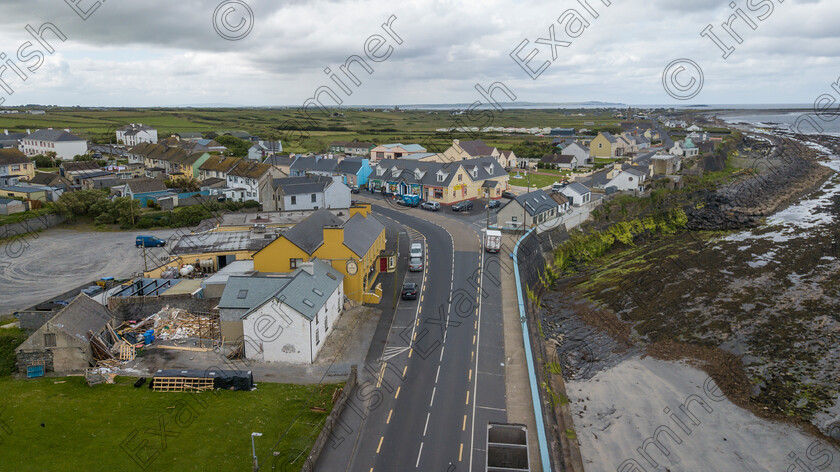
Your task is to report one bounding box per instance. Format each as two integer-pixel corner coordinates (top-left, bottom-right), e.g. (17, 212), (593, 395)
(225, 161), (283, 203)
(559, 182), (592, 207)
(561, 142), (591, 166)
(220, 260), (344, 364)
(262, 175), (351, 212)
(607, 168), (649, 193)
(247, 140), (282, 161)
(21, 129), (88, 160)
(116, 124), (158, 147)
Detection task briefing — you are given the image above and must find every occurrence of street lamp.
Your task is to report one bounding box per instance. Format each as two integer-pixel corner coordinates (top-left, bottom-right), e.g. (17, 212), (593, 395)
(251, 432), (263, 471)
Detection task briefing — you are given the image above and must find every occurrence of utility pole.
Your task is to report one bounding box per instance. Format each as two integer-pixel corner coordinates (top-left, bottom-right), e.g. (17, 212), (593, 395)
(142, 244), (148, 272)
(485, 185), (490, 231)
(523, 171), (529, 233)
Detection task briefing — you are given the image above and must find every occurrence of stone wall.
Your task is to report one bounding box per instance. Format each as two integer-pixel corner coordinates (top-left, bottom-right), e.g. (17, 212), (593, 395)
(0, 214), (65, 241)
(300, 366), (357, 472)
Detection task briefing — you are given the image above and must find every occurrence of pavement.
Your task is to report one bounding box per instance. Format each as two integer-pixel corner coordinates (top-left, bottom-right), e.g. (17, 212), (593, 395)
(0, 227), (177, 314)
(314, 193), (537, 472)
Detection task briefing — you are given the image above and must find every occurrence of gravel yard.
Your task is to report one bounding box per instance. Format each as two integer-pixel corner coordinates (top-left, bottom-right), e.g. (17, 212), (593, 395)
(0, 228), (176, 314)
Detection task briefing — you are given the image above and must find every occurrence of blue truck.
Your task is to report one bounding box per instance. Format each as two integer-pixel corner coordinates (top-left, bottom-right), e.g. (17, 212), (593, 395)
(136, 235), (166, 248)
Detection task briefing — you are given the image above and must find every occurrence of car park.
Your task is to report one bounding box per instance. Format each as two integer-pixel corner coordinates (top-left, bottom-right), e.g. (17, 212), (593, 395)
(401, 282), (418, 300)
(452, 201), (473, 212)
(421, 201), (440, 211)
(409, 243), (423, 259)
(409, 257), (423, 272)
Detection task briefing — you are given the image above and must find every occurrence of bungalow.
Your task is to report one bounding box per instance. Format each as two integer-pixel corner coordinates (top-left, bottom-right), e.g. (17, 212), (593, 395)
(247, 140), (282, 161)
(123, 178), (168, 200)
(541, 154), (578, 170)
(548, 128), (575, 137)
(253, 207), (386, 304)
(227, 161), (284, 203)
(0, 148), (35, 180)
(15, 294), (114, 374)
(561, 142), (591, 166)
(0, 185), (49, 202)
(606, 168), (649, 194)
(345, 142), (376, 156)
(220, 260), (344, 364)
(687, 124), (702, 132)
(261, 175), (351, 212)
(21, 129), (88, 160)
(559, 182), (591, 207)
(370, 143), (426, 162)
(497, 189), (566, 229)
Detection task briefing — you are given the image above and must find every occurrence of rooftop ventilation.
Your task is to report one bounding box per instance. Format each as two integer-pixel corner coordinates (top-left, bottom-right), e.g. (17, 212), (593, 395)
(303, 299), (315, 308)
(312, 288), (324, 296)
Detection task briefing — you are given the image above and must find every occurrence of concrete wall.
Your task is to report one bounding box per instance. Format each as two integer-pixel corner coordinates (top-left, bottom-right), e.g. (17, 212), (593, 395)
(0, 213), (65, 240)
(301, 366), (357, 472)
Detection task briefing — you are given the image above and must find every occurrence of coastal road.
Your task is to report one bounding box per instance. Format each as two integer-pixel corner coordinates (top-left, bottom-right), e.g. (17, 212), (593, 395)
(314, 198), (508, 471)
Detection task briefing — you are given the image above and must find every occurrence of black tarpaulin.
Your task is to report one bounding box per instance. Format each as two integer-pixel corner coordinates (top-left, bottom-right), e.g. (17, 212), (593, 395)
(151, 368), (254, 391)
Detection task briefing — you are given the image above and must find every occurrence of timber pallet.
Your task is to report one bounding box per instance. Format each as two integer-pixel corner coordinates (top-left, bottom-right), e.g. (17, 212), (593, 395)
(152, 376), (214, 392)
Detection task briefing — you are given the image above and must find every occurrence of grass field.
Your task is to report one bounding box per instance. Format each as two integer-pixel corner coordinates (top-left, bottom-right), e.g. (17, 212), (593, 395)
(0, 107), (625, 154)
(0, 375), (339, 471)
(508, 172), (563, 189)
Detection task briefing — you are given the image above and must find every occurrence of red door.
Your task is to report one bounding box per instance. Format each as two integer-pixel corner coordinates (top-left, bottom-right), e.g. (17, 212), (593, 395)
(379, 257), (387, 272)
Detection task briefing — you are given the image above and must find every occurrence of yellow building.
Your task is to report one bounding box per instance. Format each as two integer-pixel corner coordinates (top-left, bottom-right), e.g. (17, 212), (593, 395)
(590, 132), (620, 158)
(0, 149), (35, 180)
(254, 204), (387, 303)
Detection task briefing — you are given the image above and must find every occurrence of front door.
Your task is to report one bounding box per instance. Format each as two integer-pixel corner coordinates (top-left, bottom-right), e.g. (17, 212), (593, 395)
(379, 257), (387, 272)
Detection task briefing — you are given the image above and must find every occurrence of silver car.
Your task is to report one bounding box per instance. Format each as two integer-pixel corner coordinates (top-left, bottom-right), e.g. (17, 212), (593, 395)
(409, 257), (423, 272)
(409, 243), (423, 259)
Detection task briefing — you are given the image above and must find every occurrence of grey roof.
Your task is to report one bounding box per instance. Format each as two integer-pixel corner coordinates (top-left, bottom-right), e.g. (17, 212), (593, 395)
(271, 175), (332, 194)
(335, 159), (363, 174)
(0, 185), (46, 193)
(176, 132), (203, 139)
(561, 142), (589, 154)
(289, 156), (320, 172)
(218, 276), (291, 315)
(171, 230), (271, 255)
(265, 155), (296, 167)
(27, 129), (85, 142)
(46, 293), (114, 342)
(0, 198), (21, 205)
(541, 154), (574, 164)
(312, 159), (340, 173)
(342, 213), (385, 257)
(371, 156), (507, 188)
(265, 260), (343, 321)
(283, 209), (344, 254)
(624, 167), (648, 178)
(563, 182), (591, 195)
(512, 190), (558, 216)
(457, 140), (496, 157)
(126, 179), (168, 194)
(601, 132), (617, 143)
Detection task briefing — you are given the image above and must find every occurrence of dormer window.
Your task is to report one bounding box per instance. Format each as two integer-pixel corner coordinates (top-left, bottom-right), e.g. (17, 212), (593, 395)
(470, 168), (477, 178)
(436, 170), (446, 182)
(377, 167), (385, 176)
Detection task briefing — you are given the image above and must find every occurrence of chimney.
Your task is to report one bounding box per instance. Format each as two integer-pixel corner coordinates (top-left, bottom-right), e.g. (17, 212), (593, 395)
(300, 261), (314, 276)
(3, 130), (7, 135)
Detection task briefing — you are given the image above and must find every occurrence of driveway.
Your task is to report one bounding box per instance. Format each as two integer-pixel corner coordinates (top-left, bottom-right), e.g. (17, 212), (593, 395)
(0, 228), (176, 314)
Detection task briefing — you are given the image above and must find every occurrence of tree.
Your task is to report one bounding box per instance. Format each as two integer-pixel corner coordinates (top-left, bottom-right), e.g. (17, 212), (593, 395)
(166, 176), (201, 192)
(215, 135), (251, 157)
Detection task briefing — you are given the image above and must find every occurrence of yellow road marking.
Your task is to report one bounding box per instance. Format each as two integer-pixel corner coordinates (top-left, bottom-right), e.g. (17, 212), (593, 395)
(462, 415), (467, 431)
(377, 436), (384, 453)
(403, 366), (408, 376)
(459, 443), (464, 461)
(466, 390), (470, 404)
(474, 320), (477, 329)
(416, 318), (420, 326)
(413, 332), (417, 341)
(395, 386), (401, 399)
(387, 409), (393, 424)
(472, 334), (476, 345)
(468, 369), (472, 381)
(409, 348), (413, 358)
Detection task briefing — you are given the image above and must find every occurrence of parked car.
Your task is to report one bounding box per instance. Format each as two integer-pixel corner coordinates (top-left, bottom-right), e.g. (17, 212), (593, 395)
(452, 201), (473, 212)
(487, 200), (501, 209)
(401, 282), (418, 300)
(421, 201), (440, 211)
(409, 242), (423, 259)
(409, 257), (423, 272)
(502, 191), (516, 199)
(350, 186), (360, 194)
(136, 235), (166, 248)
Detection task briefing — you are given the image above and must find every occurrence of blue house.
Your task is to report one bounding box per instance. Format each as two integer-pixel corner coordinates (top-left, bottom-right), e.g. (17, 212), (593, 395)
(335, 158), (372, 187)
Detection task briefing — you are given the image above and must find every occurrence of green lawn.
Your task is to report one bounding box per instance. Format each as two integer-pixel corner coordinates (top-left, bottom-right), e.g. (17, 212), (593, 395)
(0, 375), (340, 471)
(508, 172), (563, 189)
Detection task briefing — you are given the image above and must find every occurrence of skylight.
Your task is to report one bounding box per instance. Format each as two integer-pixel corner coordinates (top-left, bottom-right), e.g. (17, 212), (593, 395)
(312, 288), (324, 296)
(303, 299), (315, 308)
(237, 290), (248, 299)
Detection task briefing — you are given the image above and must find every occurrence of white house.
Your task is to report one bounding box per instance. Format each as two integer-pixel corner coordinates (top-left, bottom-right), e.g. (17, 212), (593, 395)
(21, 129), (88, 160)
(225, 161), (283, 203)
(560, 182), (591, 207)
(116, 124), (158, 147)
(262, 175), (351, 212)
(561, 142), (591, 166)
(607, 168), (649, 193)
(248, 140), (283, 161)
(687, 124), (702, 132)
(221, 260), (344, 364)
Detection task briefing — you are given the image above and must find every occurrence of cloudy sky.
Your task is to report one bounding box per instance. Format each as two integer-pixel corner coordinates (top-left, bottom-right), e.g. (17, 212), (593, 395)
(0, 0), (837, 107)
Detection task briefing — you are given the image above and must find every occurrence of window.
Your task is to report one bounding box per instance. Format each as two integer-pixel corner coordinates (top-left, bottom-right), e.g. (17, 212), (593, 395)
(325, 315), (329, 331)
(237, 290), (248, 299)
(311, 193), (317, 203)
(44, 333), (56, 347)
(315, 329), (320, 345)
(291, 195), (296, 205)
(458, 174), (462, 182)
(316, 313), (319, 324)
(512, 216), (518, 222)
(290, 258), (302, 269)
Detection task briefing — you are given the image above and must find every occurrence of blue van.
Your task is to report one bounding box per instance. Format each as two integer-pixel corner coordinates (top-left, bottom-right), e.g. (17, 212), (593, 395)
(136, 235), (166, 248)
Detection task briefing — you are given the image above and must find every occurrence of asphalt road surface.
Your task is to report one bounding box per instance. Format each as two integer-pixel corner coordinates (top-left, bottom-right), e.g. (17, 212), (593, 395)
(315, 198), (508, 471)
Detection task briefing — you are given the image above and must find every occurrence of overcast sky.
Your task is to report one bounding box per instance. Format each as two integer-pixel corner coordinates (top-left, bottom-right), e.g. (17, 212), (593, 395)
(0, 0), (837, 107)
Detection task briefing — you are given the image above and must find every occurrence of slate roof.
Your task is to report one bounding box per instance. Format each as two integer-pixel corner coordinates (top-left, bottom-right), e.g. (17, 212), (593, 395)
(541, 154), (574, 164)
(283, 209), (344, 254)
(27, 129), (85, 142)
(371, 156), (507, 188)
(335, 159), (363, 174)
(512, 190), (558, 216)
(563, 182), (591, 195)
(267, 260), (343, 321)
(176, 132), (203, 139)
(45, 293), (114, 342)
(290, 156), (319, 172)
(312, 159), (340, 173)
(199, 156), (241, 173)
(457, 140), (496, 156)
(270, 175), (333, 194)
(342, 213), (385, 257)
(561, 142), (589, 154)
(601, 132), (618, 143)
(0, 148), (28, 165)
(126, 178), (168, 194)
(61, 161), (100, 173)
(218, 276), (291, 314)
(264, 155), (296, 167)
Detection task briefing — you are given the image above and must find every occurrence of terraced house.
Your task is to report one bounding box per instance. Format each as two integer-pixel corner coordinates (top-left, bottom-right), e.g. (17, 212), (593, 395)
(129, 142), (211, 178)
(198, 155), (241, 181)
(253, 205), (387, 303)
(367, 156), (509, 204)
(227, 161), (284, 203)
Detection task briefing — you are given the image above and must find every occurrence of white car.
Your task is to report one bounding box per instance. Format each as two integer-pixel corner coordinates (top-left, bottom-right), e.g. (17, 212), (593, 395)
(409, 242), (423, 259)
